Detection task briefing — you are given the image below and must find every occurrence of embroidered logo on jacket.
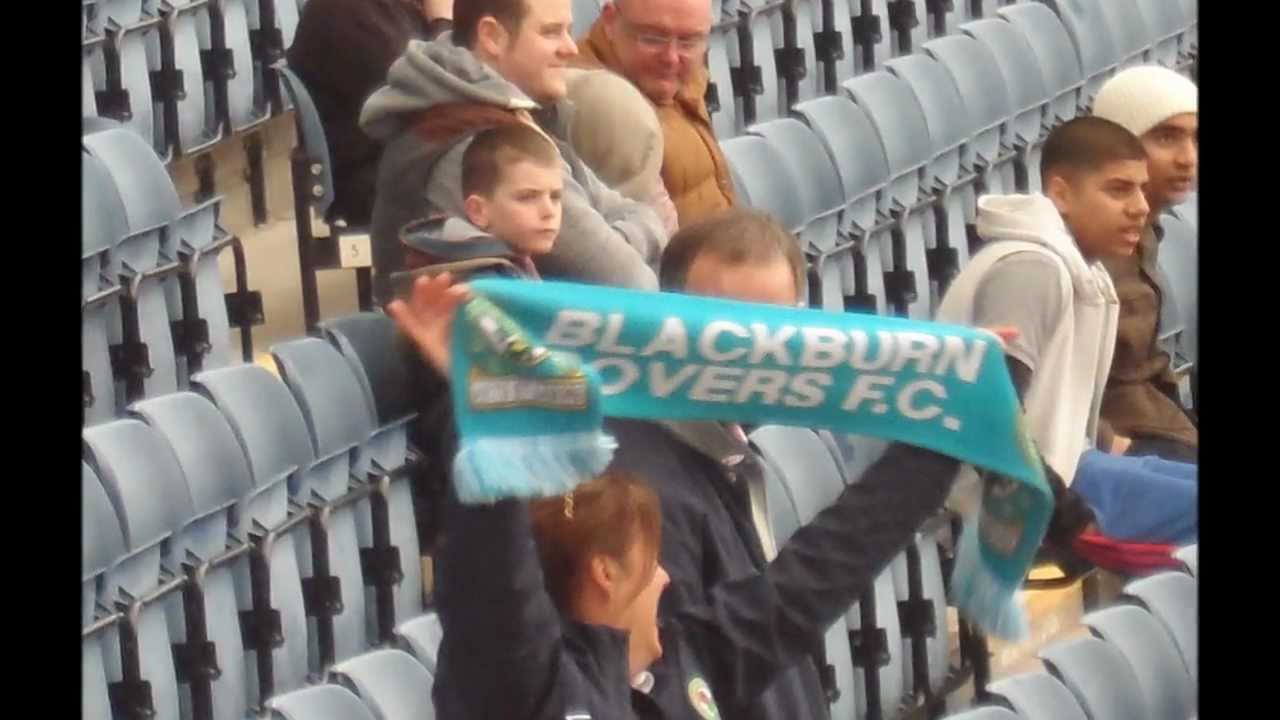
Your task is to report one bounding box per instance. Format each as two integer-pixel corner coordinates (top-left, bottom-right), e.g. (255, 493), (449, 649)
(687, 677), (721, 720)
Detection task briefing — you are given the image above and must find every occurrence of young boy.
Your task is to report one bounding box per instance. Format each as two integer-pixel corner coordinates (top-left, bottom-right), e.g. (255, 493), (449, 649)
(936, 117), (1196, 545)
(1092, 66), (1199, 462)
(394, 122), (565, 285)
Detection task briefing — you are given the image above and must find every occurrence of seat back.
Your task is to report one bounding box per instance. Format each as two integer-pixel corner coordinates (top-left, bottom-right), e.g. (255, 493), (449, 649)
(271, 338), (378, 495)
(943, 709), (1020, 720)
(720, 134), (807, 232)
(1122, 571), (1198, 685)
(960, 18), (1049, 149)
(920, 33), (1012, 178)
(707, 23), (740, 139)
(747, 118), (844, 252)
(82, 126), (183, 261)
(998, 3), (1083, 124)
(1096, 0), (1152, 63)
(842, 70), (930, 212)
(191, 364), (317, 499)
(1083, 605), (1195, 720)
(1038, 637), (1149, 720)
(393, 611), (444, 674)
(331, 649), (438, 720)
(1033, 0), (1120, 104)
(792, 96), (890, 235)
(571, 0), (601, 39)
(883, 53), (969, 187)
(988, 670), (1088, 720)
(83, 461), (127, 625)
(749, 425), (846, 521)
(1174, 544), (1197, 576)
(267, 684), (378, 720)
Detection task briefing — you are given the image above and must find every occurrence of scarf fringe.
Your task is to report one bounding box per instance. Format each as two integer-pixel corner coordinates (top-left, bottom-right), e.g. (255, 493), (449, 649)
(452, 431), (619, 505)
(949, 519), (1031, 642)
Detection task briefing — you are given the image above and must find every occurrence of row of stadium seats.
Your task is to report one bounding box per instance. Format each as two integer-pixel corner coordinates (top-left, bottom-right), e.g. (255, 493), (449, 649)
(82, 310), (434, 720)
(82, 122), (264, 426)
(940, 565), (1197, 720)
(82, 0), (302, 159)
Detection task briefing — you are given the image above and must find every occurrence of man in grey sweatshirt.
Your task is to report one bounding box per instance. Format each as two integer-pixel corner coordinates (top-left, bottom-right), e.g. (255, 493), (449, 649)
(359, 0), (665, 302)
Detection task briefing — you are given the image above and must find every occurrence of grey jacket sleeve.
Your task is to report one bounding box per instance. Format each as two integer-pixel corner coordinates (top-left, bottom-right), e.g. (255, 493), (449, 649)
(537, 151), (663, 291)
(426, 137), (662, 291)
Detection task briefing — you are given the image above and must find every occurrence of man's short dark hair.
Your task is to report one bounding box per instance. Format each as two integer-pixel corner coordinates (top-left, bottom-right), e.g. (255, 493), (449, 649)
(452, 0), (530, 48)
(659, 208), (805, 295)
(1041, 116), (1147, 186)
(462, 124), (561, 198)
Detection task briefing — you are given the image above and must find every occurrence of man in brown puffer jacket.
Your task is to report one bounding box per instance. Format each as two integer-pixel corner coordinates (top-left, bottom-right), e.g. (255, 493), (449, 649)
(574, 0), (737, 227)
(1092, 66), (1199, 463)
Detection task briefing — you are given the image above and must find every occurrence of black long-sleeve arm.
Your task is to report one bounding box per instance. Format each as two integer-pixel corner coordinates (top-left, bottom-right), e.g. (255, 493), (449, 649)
(667, 442), (960, 710)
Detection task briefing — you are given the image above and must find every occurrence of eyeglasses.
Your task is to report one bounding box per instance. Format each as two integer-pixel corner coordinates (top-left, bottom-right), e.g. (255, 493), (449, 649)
(618, 17), (709, 57)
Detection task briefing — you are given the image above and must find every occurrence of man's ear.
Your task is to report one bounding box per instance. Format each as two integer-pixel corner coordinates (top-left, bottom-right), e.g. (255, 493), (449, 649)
(600, 1), (620, 36)
(474, 15), (511, 57)
(1044, 174), (1073, 216)
(464, 193), (490, 228)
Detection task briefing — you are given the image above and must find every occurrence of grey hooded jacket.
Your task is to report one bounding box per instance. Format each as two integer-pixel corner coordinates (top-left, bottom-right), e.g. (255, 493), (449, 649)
(360, 38), (664, 301)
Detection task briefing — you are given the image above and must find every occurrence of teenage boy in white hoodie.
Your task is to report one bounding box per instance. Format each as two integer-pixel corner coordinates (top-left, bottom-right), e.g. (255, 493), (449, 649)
(936, 117), (1197, 546)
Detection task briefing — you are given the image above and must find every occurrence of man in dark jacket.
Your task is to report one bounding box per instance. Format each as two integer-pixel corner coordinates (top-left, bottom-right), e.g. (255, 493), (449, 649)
(601, 209), (1092, 720)
(286, 0), (453, 226)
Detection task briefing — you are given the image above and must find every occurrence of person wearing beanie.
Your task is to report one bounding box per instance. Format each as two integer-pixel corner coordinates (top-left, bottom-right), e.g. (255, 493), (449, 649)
(574, 0), (738, 227)
(1091, 66), (1199, 463)
(286, 0), (454, 227)
(564, 68), (680, 237)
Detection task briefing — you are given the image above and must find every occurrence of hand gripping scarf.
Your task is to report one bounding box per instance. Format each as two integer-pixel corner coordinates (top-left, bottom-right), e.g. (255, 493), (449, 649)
(450, 278), (1051, 640)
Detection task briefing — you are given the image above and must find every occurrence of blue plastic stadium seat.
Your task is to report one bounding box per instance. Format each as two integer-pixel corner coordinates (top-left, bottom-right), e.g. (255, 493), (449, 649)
(785, 0), (824, 102)
(989, 670), (1087, 720)
(943, 709), (1020, 720)
(95, 1), (169, 156)
(83, 462), (125, 720)
(1122, 572), (1197, 687)
(959, 18), (1050, 192)
(720, 134), (807, 234)
(267, 684), (377, 720)
(883, 53), (972, 293)
(1038, 637), (1149, 720)
(85, 418), (199, 720)
(1096, 0), (1153, 66)
(191, 364), (317, 700)
(217, 0), (273, 132)
(726, 4), (780, 128)
(1083, 605), (1195, 720)
(1033, 0), (1121, 107)
(571, 0), (601, 39)
(247, 0), (302, 112)
(394, 611), (443, 674)
(707, 22), (740, 139)
(331, 649), (438, 720)
(997, 3), (1083, 126)
(130, 391), (256, 720)
(842, 71), (933, 319)
(1157, 214), (1197, 369)
(317, 313), (425, 623)
(162, 1), (226, 154)
(1134, 0), (1187, 68)
(792, 96), (891, 315)
(272, 338), (381, 662)
(82, 154), (129, 425)
(746, 118), (844, 257)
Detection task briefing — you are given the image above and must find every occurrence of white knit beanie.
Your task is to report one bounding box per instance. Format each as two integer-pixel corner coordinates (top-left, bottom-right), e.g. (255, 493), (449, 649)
(1092, 66), (1198, 138)
(564, 68), (665, 202)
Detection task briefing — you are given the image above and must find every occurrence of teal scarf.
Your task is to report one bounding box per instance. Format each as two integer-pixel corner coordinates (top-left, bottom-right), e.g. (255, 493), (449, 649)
(451, 278), (1051, 640)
